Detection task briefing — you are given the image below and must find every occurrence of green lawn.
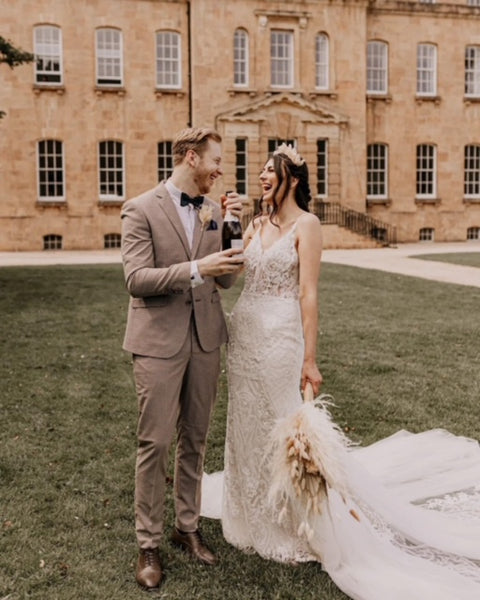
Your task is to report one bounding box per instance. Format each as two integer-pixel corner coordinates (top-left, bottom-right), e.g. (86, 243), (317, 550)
(0, 264), (479, 600)
(412, 251), (480, 268)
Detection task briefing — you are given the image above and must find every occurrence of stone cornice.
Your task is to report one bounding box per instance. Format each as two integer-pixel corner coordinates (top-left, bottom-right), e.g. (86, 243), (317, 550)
(368, 0), (480, 19)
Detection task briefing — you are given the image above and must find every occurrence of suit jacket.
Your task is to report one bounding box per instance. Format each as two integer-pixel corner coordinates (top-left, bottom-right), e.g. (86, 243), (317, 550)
(121, 182), (235, 358)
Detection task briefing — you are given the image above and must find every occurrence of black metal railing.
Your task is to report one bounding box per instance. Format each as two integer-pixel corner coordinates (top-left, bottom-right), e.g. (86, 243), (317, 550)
(312, 201), (397, 246)
(245, 200), (397, 246)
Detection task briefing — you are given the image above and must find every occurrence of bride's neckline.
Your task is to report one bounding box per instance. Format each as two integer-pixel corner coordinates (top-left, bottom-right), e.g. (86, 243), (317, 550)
(257, 219), (298, 253)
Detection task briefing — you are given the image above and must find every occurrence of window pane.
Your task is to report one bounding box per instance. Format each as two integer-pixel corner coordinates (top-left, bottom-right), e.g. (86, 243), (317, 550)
(417, 44), (436, 95)
(34, 26), (62, 84)
(416, 145), (436, 197)
(316, 139), (328, 196)
(158, 141), (173, 181)
(464, 145), (480, 197)
(156, 31), (181, 88)
(38, 140), (64, 199)
(96, 29), (122, 86)
(367, 41), (387, 94)
(271, 30), (293, 88)
(315, 34), (329, 89)
(99, 141), (124, 198)
(234, 29), (248, 87)
(235, 138), (248, 195)
(367, 144), (388, 197)
(465, 46), (480, 97)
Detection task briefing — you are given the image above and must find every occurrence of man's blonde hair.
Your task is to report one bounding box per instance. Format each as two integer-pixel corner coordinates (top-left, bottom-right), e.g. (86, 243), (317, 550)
(172, 127), (222, 166)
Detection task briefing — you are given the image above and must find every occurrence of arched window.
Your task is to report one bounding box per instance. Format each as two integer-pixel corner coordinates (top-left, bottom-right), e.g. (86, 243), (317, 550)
(96, 28), (123, 86)
(315, 33), (329, 90)
(156, 31), (181, 89)
(417, 43), (437, 96)
(367, 41), (388, 94)
(465, 45), (480, 97)
(104, 233), (121, 249)
(467, 227), (480, 240)
(34, 25), (62, 84)
(43, 234), (62, 250)
(234, 29), (249, 87)
(419, 228), (434, 242)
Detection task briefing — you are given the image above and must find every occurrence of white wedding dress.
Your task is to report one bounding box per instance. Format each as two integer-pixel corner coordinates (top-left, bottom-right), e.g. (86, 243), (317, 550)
(201, 223), (480, 599)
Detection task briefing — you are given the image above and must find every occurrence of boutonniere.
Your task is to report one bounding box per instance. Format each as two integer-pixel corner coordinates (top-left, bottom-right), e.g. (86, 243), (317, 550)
(198, 204), (217, 230)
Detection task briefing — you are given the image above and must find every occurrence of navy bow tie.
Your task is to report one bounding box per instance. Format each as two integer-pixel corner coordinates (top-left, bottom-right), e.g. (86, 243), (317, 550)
(180, 192), (204, 208)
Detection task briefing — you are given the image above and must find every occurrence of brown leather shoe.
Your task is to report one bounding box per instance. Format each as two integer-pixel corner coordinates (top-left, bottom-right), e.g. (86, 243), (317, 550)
(171, 528), (217, 566)
(135, 548), (162, 589)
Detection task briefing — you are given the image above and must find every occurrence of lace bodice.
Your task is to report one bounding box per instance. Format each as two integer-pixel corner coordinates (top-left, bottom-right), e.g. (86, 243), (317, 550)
(242, 223), (299, 299)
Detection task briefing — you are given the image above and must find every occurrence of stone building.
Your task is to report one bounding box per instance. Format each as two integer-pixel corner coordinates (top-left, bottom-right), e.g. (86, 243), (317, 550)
(1, 0), (480, 251)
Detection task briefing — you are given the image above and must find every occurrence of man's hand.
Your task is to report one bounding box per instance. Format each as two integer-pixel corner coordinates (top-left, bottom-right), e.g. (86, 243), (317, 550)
(197, 248), (244, 278)
(222, 192), (243, 220)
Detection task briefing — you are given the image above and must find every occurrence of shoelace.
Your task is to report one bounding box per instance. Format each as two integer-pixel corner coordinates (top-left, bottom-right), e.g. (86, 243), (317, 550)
(143, 549), (157, 566)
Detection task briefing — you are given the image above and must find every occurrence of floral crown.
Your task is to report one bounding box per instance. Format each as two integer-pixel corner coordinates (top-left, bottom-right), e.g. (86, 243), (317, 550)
(273, 143), (305, 167)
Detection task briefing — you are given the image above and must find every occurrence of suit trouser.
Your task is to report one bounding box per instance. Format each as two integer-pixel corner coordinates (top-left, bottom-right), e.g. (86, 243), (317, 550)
(132, 322), (220, 549)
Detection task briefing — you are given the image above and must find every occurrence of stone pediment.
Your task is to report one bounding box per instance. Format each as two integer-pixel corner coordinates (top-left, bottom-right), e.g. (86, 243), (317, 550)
(217, 92), (348, 125)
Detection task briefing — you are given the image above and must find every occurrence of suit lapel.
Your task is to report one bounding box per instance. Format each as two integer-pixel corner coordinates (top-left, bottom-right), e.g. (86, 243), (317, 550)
(155, 183), (191, 258)
(191, 212), (205, 258)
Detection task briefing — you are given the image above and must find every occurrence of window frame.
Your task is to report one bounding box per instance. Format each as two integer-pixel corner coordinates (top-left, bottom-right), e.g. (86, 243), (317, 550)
(235, 138), (248, 196)
(419, 227), (435, 242)
(464, 144), (480, 199)
(316, 139), (328, 197)
(157, 140), (173, 182)
(98, 140), (125, 201)
(417, 43), (437, 97)
(465, 45), (480, 98)
(315, 33), (329, 91)
(367, 143), (389, 200)
(233, 28), (249, 88)
(270, 30), (294, 89)
(96, 28), (123, 87)
(104, 233), (122, 249)
(37, 139), (65, 201)
(416, 144), (437, 199)
(367, 40), (388, 95)
(467, 226), (480, 240)
(43, 234), (63, 250)
(156, 30), (182, 90)
(34, 25), (63, 85)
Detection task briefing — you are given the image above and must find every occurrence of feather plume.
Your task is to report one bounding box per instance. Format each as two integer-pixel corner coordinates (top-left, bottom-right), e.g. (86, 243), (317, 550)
(267, 394), (357, 538)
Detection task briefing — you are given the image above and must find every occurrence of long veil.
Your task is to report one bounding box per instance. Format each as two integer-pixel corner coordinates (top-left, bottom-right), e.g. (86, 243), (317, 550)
(202, 426), (480, 600)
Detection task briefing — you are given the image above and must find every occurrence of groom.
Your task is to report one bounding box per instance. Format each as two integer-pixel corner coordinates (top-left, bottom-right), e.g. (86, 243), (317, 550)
(121, 127), (243, 590)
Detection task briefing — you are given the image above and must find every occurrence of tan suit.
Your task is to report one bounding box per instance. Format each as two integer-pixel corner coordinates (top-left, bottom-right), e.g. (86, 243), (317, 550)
(121, 182), (234, 548)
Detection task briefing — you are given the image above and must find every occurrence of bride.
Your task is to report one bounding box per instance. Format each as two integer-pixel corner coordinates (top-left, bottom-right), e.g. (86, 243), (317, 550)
(202, 144), (480, 599)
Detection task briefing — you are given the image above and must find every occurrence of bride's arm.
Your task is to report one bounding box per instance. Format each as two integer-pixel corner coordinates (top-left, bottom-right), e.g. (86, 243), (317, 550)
(297, 213), (323, 395)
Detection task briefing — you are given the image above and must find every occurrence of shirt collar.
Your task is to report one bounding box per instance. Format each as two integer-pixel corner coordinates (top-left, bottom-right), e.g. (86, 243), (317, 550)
(165, 179), (183, 206)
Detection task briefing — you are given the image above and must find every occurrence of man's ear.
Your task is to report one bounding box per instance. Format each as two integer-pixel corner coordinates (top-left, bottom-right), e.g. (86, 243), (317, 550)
(186, 149), (198, 168)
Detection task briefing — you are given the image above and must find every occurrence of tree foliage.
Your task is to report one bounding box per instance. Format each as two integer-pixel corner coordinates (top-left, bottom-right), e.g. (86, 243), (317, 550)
(0, 36), (35, 118)
(0, 35), (35, 68)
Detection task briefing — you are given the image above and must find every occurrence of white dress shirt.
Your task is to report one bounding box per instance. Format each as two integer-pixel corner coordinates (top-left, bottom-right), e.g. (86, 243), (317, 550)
(165, 179), (204, 287)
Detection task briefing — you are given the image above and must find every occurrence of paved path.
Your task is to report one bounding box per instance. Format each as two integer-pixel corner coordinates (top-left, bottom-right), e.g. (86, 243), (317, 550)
(0, 242), (479, 287)
(323, 242), (480, 288)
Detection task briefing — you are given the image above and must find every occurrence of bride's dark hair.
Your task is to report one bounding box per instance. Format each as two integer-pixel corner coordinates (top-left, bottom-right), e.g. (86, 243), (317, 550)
(258, 150), (312, 226)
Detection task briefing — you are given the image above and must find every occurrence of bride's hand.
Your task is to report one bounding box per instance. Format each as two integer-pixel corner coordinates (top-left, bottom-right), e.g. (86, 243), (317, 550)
(301, 360), (323, 396)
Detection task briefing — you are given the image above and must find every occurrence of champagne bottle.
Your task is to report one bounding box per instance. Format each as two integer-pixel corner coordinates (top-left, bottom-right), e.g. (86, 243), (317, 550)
(222, 192), (243, 252)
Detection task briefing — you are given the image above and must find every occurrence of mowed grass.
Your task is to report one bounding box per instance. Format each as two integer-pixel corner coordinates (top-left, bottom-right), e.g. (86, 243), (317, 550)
(412, 251), (480, 268)
(0, 263), (479, 600)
